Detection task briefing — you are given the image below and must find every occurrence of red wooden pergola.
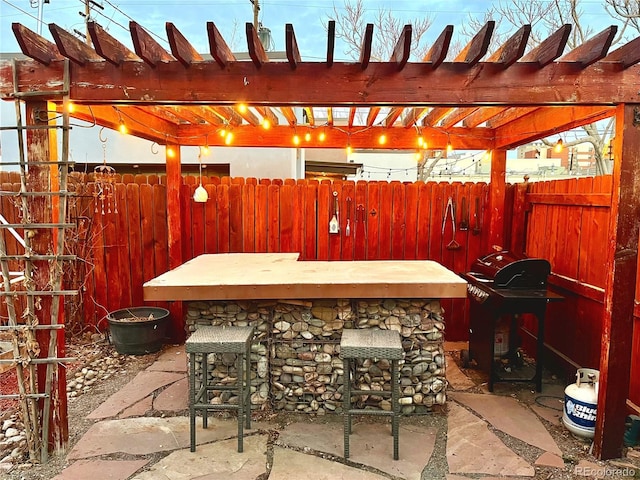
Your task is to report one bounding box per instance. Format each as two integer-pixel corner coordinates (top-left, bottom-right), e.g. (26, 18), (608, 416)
(1, 18), (639, 461)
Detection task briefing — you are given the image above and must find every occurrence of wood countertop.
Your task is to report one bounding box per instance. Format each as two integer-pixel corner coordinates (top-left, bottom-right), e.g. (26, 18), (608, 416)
(143, 253), (467, 301)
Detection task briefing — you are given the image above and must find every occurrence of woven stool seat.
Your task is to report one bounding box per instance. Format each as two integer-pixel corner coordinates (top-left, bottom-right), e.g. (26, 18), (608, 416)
(340, 328), (402, 460)
(187, 325), (253, 453)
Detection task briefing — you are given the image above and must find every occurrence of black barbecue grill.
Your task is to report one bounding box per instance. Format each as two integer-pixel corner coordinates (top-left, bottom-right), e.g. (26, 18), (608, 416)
(460, 251), (563, 392)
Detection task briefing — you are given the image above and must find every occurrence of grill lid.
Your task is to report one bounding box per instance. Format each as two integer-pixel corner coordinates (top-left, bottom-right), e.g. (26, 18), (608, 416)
(469, 251), (551, 289)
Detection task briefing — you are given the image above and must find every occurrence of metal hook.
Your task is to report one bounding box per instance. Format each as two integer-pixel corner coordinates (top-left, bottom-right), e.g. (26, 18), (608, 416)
(150, 142), (159, 155)
(98, 126), (107, 143)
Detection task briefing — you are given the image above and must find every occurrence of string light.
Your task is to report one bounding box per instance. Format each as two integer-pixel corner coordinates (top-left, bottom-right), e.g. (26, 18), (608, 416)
(166, 146), (176, 158)
(446, 141), (453, 153)
(219, 128), (227, 138)
(304, 130), (311, 142)
(224, 131), (234, 145)
(554, 138), (563, 153)
(378, 133), (387, 145)
(293, 134), (301, 145)
(237, 103), (248, 113)
(318, 129), (326, 142)
(261, 118), (271, 130)
(417, 135), (426, 149)
(414, 150), (422, 161)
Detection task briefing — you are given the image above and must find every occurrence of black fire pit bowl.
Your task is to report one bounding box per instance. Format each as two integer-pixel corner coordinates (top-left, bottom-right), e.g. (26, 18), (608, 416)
(107, 307), (170, 355)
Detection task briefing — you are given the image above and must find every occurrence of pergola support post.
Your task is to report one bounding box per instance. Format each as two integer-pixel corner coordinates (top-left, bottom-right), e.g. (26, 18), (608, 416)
(594, 103), (640, 459)
(488, 149), (507, 250)
(165, 144), (185, 342)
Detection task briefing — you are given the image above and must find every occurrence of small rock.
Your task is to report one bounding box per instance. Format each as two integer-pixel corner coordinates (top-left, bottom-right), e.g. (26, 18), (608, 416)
(4, 429), (18, 438)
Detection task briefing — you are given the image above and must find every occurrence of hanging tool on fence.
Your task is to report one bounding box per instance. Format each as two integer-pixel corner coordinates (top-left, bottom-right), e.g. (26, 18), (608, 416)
(329, 191), (340, 234)
(345, 197), (352, 237)
(472, 197), (481, 235)
(459, 197), (469, 231)
(442, 196), (461, 250)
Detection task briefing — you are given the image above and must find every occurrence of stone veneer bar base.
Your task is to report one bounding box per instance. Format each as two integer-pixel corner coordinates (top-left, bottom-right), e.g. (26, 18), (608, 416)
(185, 298), (446, 415)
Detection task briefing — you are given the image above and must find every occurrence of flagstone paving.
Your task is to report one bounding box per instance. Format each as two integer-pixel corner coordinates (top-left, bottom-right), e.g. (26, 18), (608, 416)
(48, 342), (639, 480)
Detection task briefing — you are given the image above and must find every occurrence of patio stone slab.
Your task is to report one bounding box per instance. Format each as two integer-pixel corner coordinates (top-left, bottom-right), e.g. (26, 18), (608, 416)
(118, 395), (153, 418)
(51, 459), (149, 480)
(574, 459), (608, 477)
(278, 420), (436, 480)
(445, 353), (476, 390)
(153, 377), (188, 412)
(530, 403), (563, 426)
(535, 451), (565, 468)
(87, 371), (184, 419)
(147, 344), (187, 373)
(270, 446), (388, 480)
(130, 434), (268, 480)
(450, 392), (562, 455)
(67, 416), (240, 459)
(447, 402), (534, 477)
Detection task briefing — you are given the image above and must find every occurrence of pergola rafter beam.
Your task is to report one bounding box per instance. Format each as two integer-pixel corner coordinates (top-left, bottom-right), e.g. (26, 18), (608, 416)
(88, 21), (139, 66)
(207, 22), (236, 68)
(166, 22), (204, 67)
(130, 21), (175, 66)
(559, 25), (617, 67)
(11, 23), (63, 65)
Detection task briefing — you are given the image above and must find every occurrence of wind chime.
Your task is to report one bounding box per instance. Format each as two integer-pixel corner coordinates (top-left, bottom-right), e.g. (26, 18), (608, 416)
(93, 136), (118, 214)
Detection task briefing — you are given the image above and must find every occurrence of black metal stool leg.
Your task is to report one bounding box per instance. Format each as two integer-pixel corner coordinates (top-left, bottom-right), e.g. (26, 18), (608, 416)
(392, 359), (399, 460)
(189, 352), (196, 452)
(202, 353), (209, 429)
(245, 342), (252, 430)
(343, 357), (351, 459)
(237, 352), (244, 453)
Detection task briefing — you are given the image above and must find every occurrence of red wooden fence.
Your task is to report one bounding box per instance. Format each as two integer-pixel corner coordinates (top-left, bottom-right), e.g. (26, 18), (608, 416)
(2, 171), (639, 408)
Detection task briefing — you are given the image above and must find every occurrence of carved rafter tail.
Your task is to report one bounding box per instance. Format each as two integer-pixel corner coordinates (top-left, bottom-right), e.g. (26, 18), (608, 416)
(423, 25), (453, 69)
(601, 35), (640, 68)
(391, 25), (412, 71)
(521, 24), (571, 67)
(280, 107), (298, 126)
(207, 22), (236, 68)
(422, 107), (453, 127)
(440, 108), (479, 129)
(359, 24), (374, 70)
(367, 107), (381, 127)
(48, 23), (102, 65)
(254, 107), (279, 126)
(286, 24), (301, 70)
(326, 20), (335, 67)
(384, 107), (403, 127)
(130, 21), (175, 66)
(246, 23), (269, 68)
(486, 24), (531, 68)
(12, 23), (63, 65)
(559, 26), (617, 67)
(166, 22), (204, 67)
(454, 20), (494, 64)
(88, 21), (139, 65)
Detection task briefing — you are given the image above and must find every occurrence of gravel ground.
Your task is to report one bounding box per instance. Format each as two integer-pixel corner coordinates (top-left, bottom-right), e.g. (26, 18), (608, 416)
(1, 339), (639, 480)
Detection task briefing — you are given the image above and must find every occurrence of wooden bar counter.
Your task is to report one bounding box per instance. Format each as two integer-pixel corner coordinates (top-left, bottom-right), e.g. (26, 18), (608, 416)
(143, 253), (467, 414)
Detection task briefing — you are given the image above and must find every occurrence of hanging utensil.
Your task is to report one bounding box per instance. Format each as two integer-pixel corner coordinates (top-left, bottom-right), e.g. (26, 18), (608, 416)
(472, 197), (481, 235)
(442, 196), (461, 250)
(459, 197), (469, 231)
(345, 197), (352, 237)
(329, 191), (340, 234)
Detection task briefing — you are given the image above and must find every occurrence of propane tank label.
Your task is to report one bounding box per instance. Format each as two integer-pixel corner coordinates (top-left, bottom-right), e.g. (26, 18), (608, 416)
(565, 396), (597, 427)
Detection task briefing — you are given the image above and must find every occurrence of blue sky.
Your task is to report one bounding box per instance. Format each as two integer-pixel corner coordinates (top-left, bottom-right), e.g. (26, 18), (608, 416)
(1, 0), (619, 60)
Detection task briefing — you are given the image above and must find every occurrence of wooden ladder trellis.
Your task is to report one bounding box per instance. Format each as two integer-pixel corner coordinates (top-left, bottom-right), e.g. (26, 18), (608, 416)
(0, 59), (77, 463)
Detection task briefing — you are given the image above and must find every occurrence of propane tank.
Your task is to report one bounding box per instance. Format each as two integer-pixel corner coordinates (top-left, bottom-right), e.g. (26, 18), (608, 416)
(562, 368), (599, 439)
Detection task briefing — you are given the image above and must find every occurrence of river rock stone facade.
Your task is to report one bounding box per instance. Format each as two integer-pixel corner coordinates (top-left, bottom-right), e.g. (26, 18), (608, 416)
(185, 298), (446, 415)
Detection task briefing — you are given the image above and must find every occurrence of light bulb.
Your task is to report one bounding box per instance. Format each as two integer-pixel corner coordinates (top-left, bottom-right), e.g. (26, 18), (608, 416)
(415, 151), (422, 161)
(305, 132), (311, 142)
(201, 145), (209, 155)
(193, 185), (208, 202)
(417, 136), (424, 148)
(67, 102), (75, 113)
(118, 121), (127, 135)
(225, 131), (233, 145)
(346, 144), (353, 156)
(238, 103), (248, 113)
(318, 131), (326, 142)
(293, 134), (300, 145)
(166, 147), (175, 158)
(446, 142), (453, 153)
(219, 128), (227, 138)
(378, 134), (387, 145)
(554, 138), (563, 153)
(262, 118), (271, 130)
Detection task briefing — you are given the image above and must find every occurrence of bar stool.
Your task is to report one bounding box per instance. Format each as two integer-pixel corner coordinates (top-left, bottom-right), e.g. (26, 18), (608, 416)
(340, 328), (403, 460)
(185, 325), (253, 453)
